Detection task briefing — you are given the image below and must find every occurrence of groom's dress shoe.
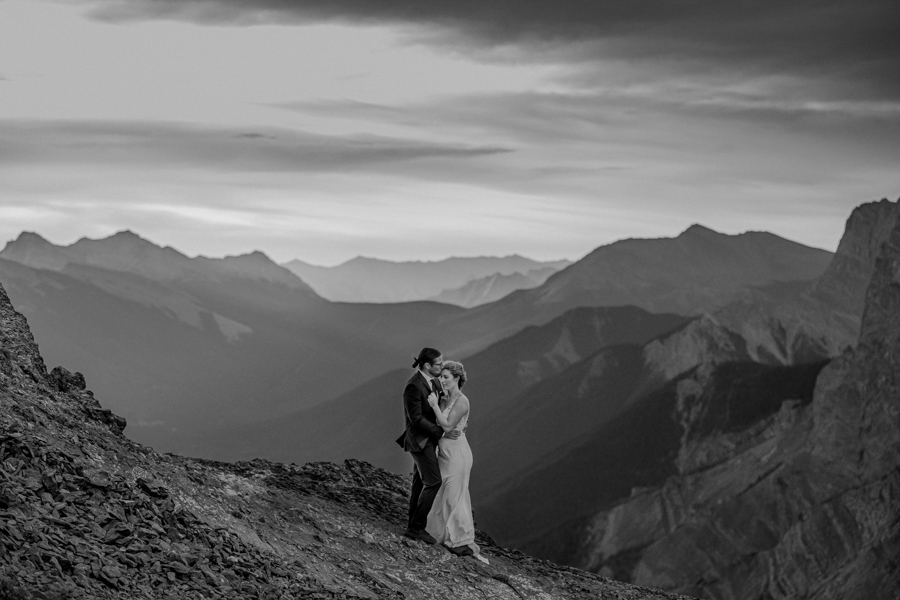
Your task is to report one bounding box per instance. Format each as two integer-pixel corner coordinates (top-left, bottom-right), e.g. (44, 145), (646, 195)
(403, 529), (437, 545)
(446, 544), (474, 557)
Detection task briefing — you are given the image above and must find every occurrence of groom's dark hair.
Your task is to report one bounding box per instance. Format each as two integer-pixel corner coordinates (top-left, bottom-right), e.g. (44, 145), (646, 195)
(412, 347), (441, 369)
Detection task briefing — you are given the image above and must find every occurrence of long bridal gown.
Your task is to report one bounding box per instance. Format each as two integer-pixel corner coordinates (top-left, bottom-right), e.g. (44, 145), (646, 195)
(426, 397), (487, 563)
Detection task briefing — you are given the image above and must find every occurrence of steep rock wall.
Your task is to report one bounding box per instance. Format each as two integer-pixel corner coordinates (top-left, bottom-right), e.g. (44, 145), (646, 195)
(577, 205), (900, 599)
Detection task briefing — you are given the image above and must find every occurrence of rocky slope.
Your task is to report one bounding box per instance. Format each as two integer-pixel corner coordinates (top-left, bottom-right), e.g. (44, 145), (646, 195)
(0, 281), (694, 599)
(565, 208), (900, 598)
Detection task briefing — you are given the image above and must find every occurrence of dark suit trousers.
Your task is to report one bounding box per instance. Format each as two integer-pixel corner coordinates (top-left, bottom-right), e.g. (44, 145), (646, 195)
(408, 442), (442, 531)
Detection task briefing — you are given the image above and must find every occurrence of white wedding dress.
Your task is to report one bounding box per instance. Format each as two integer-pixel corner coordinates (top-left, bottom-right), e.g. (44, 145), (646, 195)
(426, 396), (488, 564)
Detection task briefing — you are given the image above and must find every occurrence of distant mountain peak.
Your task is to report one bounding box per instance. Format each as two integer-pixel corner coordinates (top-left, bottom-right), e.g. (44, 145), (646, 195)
(212, 250), (285, 270)
(4, 231), (53, 252)
(221, 249), (271, 261)
(12, 231), (51, 243)
(679, 223), (720, 237)
(1, 231), (69, 270)
(70, 230), (163, 255)
(103, 229), (156, 245)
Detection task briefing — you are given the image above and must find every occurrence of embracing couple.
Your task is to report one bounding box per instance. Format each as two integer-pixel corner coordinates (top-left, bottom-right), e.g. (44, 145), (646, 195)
(395, 347), (487, 564)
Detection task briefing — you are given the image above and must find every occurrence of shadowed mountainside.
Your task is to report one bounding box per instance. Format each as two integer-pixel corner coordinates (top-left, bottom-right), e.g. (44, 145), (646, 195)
(476, 202), (900, 599)
(588, 208), (900, 599)
(469, 200), (898, 546)
(178, 306), (690, 471)
(0, 279), (695, 600)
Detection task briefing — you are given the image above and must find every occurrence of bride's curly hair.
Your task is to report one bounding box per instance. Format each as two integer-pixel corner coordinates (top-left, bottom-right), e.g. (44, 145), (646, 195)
(441, 360), (467, 389)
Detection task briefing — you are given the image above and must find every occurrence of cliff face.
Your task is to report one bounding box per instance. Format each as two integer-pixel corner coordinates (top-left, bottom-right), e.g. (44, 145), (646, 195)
(811, 198), (900, 315)
(574, 208), (900, 599)
(0, 283), (694, 599)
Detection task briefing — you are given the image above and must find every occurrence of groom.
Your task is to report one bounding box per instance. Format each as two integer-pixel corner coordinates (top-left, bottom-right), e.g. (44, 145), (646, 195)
(396, 347), (460, 543)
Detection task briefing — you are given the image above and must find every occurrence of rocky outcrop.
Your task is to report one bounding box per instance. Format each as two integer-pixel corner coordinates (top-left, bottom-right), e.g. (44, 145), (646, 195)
(811, 198), (900, 317)
(0, 282), (693, 599)
(640, 315), (749, 384)
(575, 206), (900, 599)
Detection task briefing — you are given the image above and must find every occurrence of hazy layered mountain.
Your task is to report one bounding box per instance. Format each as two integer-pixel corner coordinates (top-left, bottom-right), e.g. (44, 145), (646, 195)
(5, 230), (314, 294)
(437, 225), (833, 357)
(178, 306), (690, 470)
(0, 221), (831, 460)
(429, 267), (558, 307)
(0, 232), (465, 454)
(282, 255), (571, 303)
(0, 280), (687, 600)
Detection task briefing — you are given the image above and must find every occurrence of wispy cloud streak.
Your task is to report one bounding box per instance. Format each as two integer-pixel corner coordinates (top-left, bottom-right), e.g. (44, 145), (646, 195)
(0, 119), (511, 172)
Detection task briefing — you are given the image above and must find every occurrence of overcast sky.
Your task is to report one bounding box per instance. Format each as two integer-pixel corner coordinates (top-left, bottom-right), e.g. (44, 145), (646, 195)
(1, 0), (898, 265)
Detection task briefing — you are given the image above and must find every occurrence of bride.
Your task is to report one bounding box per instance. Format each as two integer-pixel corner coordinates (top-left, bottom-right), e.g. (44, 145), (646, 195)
(425, 360), (488, 564)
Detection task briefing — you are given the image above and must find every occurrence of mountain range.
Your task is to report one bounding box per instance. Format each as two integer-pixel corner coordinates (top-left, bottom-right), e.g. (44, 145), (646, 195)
(282, 255), (572, 304)
(0, 223), (832, 458)
(0, 231), (463, 454)
(432, 225), (834, 357)
(1, 197), (898, 600)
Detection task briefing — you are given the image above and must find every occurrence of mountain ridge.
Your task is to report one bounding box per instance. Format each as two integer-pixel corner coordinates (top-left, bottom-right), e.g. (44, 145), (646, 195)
(438, 224), (833, 357)
(282, 254), (572, 303)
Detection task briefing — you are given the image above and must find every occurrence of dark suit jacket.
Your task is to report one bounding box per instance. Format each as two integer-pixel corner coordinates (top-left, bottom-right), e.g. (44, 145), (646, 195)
(396, 371), (445, 452)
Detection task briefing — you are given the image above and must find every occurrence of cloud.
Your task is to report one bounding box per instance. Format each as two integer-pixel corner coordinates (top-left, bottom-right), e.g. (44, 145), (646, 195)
(0, 119), (511, 172)
(268, 86), (900, 218)
(84, 0), (900, 101)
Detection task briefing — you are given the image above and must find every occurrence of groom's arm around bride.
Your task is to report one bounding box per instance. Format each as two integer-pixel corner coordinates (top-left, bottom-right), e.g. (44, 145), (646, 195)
(398, 374), (444, 452)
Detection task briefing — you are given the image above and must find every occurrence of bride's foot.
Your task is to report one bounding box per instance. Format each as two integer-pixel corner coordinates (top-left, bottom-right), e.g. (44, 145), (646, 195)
(445, 544), (474, 557)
